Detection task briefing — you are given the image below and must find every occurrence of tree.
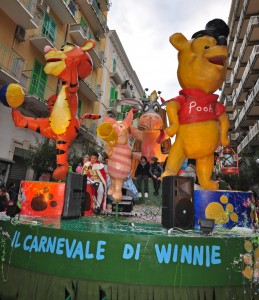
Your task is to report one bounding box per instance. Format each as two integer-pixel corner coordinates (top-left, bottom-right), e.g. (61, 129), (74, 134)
(24, 138), (82, 180)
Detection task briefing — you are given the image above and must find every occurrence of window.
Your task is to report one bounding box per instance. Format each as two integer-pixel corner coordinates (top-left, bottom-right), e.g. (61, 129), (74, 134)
(28, 60), (47, 100)
(109, 86), (118, 107)
(112, 58), (116, 72)
(68, 0), (77, 17)
(41, 13), (57, 44)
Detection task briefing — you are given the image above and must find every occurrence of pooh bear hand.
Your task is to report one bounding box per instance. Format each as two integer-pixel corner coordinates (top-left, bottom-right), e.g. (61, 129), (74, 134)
(165, 123), (179, 137)
(220, 136), (230, 147)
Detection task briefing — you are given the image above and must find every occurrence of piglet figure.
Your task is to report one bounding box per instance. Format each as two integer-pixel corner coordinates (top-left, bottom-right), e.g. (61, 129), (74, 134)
(97, 110), (133, 203)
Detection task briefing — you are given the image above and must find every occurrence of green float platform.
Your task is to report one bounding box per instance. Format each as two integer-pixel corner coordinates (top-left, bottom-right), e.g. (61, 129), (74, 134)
(0, 213), (258, 300)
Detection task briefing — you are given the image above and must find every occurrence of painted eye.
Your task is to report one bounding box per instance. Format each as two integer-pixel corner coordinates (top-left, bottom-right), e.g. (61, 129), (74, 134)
(144, 104), (149, 112)
(204, 45), (210, 49)
(153, 104), (159, 113)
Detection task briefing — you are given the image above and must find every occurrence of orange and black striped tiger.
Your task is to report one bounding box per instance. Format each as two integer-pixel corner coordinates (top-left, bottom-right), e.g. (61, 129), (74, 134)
(12, 41), (101, 180)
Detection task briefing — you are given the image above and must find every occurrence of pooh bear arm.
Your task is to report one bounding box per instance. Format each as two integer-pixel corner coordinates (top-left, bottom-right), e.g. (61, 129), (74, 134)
(165, 100), (180, 137)
(218, 112), (230, 147)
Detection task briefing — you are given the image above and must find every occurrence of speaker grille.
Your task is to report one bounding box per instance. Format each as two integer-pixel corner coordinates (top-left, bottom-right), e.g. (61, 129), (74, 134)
(62, 173), (86, 219)
(162, 176), (194, 229)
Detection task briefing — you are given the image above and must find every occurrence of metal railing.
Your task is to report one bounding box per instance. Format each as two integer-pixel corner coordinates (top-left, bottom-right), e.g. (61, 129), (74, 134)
(0, 43), (25, 80)
(22, 69), (55, 104)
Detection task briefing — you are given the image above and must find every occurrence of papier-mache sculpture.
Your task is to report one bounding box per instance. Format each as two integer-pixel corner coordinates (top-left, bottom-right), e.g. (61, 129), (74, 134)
(0, 41), (101, 180)
(97, 110), (133, 203)
(163, 19), (230, 190)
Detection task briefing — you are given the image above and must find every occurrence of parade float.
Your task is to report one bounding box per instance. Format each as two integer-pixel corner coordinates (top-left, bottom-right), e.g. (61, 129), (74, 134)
(0, 20), (258, 300)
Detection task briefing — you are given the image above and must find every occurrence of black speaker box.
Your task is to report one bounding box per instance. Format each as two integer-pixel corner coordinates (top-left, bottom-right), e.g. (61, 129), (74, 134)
(162, 176), (194, 229)
(62, 173), (87, 219)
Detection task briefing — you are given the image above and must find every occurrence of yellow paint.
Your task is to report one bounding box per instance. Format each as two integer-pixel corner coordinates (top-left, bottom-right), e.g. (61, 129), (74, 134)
(244, 240), (253, 252)
(205, 202), (229, 224)
(220, 195), (228, 204)
(49, 86), (71, 134)
(243, 266), (253, 280)
(6, 84), (25, 108)
(229, 212), (238, 222)
(164, 32), (229, 190)
(226, 203), (233, 212)
(254, 247), (259, 259)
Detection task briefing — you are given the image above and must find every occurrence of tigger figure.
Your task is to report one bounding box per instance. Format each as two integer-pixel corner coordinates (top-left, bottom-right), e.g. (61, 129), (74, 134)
(11, 40), (101, 180)
(98, 110), (134, 203)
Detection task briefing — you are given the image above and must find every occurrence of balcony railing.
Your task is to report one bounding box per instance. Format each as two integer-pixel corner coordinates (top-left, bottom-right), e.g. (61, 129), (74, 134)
(237, 121), (259, 154)
(0, 0), (39, 29)
(0, 44), (25, 82)
(22, 70), (55, 104)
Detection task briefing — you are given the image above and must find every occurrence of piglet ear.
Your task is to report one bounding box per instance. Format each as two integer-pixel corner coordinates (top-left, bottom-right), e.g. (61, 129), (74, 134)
(124, 109), (133, 127)
(103, 116), (116, 124)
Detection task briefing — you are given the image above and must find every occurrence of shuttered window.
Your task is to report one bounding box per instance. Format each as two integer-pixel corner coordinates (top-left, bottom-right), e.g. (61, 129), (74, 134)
(109, 86), (118, 107)
(41, 13), (57, 43)
(28, 59), (48, 100)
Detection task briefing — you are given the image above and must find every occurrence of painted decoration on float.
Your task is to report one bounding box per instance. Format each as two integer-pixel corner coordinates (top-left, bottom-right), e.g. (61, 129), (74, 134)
(19, 181), (65, 216)
(162, 19), (230, 190)
(194, 190), (253, 228)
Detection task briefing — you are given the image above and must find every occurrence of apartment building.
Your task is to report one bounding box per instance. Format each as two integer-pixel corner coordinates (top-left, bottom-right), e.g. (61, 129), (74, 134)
(0, 0), (110, 186)
(220, 0), (259, 159)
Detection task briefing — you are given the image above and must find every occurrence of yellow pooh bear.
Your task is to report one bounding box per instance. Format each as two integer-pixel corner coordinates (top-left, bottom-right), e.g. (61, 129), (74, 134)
(163, 19), (230, 190)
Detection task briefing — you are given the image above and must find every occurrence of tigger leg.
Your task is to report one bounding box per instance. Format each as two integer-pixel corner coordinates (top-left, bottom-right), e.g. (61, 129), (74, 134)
(12, 109), (55, 139)
(52, 139), (70, 180)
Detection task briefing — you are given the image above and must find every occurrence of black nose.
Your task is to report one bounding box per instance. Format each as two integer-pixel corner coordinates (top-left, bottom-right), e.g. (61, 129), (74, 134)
(217, 36), (227, 46)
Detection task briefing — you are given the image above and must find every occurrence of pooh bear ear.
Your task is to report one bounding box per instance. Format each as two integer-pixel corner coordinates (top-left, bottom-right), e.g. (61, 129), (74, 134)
(169, 33), (189, 51)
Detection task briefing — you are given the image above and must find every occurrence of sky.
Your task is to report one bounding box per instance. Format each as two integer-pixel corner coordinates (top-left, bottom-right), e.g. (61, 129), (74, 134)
(107, 0), (232, 100)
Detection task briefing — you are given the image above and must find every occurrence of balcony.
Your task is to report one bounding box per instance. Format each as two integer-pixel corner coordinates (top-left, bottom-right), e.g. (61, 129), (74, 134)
(237, 121), (259, 155)
(69, 23), (91, 45)
(79, 73), (101, 102)
(223, 95), (233, 113)
(0, 0), (38, 29)
(244, 0), (259, 15)
(238, 16), (259, 66)
(239, 45), (259, 91)
(230, 56), (246, 87)
(29, 19), (56, 53)
(98, 0), (111, 12)
(80, 118), (97, 138)
(232, 82), (249, 109)
(18, 69), (55, 117)
(45, 0), (78, 24)
(77, 0), (108, 37)
(0, 44), (25, 84)
(121, 80), (133, 98)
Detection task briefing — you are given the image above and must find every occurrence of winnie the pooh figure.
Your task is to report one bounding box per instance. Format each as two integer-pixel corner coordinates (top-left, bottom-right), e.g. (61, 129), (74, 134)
(163, 19), (230, 190)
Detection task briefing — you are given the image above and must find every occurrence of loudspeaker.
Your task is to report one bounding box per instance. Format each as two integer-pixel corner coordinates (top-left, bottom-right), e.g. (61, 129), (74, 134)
(62, 173), (87, 219)
(162, 176), (194, 229)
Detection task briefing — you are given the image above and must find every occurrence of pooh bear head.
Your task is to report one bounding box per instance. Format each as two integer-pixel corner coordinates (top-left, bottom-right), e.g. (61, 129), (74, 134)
(170, 19), (229, 94)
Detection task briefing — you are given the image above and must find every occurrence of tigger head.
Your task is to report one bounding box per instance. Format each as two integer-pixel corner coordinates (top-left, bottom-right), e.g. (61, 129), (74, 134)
(44, 40), (95, 82)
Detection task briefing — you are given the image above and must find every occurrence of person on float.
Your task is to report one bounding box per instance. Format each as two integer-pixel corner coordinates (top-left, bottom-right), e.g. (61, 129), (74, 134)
(134, 156), (150, 198)
(82, 151), (107, 214)
(149, 157), (163, 195)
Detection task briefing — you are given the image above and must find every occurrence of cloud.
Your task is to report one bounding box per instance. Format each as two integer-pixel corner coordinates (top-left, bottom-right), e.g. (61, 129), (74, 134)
(107, 0), (231, 99)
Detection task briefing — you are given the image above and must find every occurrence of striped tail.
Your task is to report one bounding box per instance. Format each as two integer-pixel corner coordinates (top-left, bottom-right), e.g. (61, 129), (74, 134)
(80, 113), (101, 124)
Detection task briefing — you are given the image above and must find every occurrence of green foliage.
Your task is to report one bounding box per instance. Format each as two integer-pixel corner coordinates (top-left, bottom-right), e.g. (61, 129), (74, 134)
(220, 151), (259, 191)
(24, 138), (83, 178)
(24, 138), (56, 178)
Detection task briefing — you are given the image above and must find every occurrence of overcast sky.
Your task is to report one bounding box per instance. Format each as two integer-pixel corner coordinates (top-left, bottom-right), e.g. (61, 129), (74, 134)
(107, 0), (232, 100)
